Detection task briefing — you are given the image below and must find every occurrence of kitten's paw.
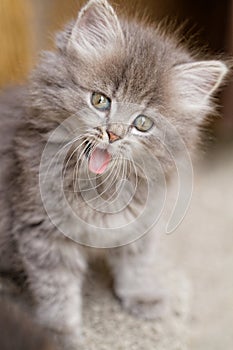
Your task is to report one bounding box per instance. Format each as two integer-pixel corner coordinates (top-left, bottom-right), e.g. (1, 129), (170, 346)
(121, 297), (168, 320)
(117, 288), (169, 320)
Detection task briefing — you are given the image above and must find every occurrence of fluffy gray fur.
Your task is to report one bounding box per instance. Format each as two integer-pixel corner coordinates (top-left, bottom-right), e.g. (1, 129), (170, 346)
(0, 0), (228, 349)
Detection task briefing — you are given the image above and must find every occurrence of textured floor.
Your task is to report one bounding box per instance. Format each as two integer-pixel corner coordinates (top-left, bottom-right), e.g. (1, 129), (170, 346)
(82, 260), (190, 350)
(81, 146), (233, 350)
(162, 146), (233, 350)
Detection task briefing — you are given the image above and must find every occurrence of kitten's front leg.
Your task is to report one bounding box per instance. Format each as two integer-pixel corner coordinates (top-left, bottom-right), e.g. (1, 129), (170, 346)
(19, 235), (86, 350)
(107, 232), (168, 320)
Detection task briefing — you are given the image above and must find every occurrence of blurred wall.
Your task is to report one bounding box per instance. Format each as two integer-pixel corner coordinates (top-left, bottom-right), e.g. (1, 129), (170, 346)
(223, 0), (233, 133)
(0, 0), (34, 86)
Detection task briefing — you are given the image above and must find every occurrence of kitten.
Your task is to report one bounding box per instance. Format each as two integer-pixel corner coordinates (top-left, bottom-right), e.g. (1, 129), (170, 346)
(0, 0), (228, 349)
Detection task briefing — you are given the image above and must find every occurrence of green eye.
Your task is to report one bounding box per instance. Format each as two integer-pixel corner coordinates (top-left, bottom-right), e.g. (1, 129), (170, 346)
(133, 115), (154, 132)
(91, 92), (111, 111)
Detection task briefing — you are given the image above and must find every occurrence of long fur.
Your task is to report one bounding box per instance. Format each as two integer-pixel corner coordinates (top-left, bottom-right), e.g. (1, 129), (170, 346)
(0, 1), (228, 349)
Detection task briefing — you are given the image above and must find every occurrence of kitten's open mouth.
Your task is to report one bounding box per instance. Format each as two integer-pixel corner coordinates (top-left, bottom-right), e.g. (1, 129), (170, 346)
(85, 142), (111, 175)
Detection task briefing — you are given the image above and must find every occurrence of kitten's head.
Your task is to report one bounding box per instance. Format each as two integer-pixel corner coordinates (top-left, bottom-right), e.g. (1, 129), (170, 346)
(31, 0), (228, 177)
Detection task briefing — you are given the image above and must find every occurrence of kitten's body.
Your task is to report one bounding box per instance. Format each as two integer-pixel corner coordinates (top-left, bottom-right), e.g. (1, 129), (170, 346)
(0, 1), (228, 349)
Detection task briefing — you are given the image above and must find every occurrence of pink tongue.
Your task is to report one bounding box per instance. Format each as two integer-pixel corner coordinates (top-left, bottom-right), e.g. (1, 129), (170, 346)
(88, 148), (111, 174)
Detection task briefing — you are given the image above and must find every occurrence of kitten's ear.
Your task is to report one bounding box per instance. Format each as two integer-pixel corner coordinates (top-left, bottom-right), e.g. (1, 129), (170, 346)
(67, 0), (124, 57)
(173, 60), (228, 115)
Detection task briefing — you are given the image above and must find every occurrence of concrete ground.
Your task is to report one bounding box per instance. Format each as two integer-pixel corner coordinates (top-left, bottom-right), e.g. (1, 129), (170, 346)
(81, 145), (233, 350)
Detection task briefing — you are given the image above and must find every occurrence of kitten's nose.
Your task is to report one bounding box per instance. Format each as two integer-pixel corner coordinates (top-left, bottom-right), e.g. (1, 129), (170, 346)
(106, 130), (121, 143)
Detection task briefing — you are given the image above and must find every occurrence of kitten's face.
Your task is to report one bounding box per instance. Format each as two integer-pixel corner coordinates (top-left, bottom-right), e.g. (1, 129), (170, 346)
(77, 90), (165, 176)
(32, 0), (227, 178)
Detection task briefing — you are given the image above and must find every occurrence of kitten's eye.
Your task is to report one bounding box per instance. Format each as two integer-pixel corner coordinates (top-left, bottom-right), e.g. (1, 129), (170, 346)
(133, 115), (154, 132)
(91, 92), (111, 111)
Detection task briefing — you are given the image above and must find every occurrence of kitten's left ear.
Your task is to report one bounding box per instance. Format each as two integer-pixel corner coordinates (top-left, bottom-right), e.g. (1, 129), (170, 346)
(173, 60), (228, 115)
(67, 0), (124, 58)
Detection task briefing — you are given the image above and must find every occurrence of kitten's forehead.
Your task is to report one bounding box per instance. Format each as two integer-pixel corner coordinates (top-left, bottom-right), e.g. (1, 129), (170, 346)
(76, 20), (187, 106)
(91, 56), (159, 105)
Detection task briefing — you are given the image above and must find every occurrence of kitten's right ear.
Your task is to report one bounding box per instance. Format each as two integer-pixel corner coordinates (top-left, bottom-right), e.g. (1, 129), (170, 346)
(172, 60), (228, 117)
(67, 0), (124, 58)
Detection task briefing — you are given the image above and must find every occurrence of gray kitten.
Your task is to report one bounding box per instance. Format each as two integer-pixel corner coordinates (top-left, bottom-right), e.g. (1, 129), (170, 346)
(0, 0), (228, 349)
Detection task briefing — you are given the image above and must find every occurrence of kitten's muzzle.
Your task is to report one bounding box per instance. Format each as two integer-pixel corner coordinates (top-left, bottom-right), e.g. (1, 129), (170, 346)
(106, 130), (121, 143)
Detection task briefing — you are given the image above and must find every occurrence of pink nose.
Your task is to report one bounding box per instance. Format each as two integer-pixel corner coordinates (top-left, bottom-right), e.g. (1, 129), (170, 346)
(107, 130), (121, 143)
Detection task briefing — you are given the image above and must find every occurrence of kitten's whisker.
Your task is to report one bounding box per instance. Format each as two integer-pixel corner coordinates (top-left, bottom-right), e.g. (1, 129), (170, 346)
(80, 152), (121, 208)
(56, 134), (86, 153)
(96, 153), (123, 206)
(52, 125), (99, 164)
(80, 148), (120, 194)
(63, 139), (87, 174)
(55, 138), (87, 176)
(62, 139), (88, 181)
(65, 152), (122, 211)
(96, 151), (122, 196)
(73, 140), (99, 190)
(116, 155), (126, 198)
(126, 152), (139, 192)
(73, 139), (96, 178)
(52, 133), (87, 161)
(42, 134), (87, 181)
(83, 157), (119, 204)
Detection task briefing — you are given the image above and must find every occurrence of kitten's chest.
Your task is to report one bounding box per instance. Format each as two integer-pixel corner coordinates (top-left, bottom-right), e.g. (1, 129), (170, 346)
(73, 173), (145, 225)
(64, 172), (154, 247)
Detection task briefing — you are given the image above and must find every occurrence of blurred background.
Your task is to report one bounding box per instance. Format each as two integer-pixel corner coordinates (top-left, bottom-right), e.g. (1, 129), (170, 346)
(0, 0), (232, 139)
(0, 1), (232, 350)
